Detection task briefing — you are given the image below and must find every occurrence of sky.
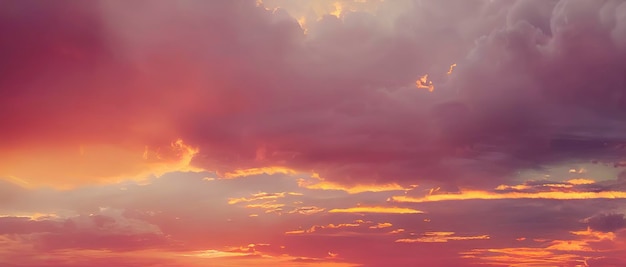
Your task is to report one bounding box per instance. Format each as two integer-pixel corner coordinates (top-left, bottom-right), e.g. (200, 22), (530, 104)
(1, 0), (626, 266)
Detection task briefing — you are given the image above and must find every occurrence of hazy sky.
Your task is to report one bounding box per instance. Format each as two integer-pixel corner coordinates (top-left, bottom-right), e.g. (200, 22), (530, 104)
(1, 0), (626, 266)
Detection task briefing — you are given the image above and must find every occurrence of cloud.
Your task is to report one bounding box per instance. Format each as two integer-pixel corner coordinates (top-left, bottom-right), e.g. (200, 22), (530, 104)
(395, 232), (490, 243)
(391, 190), (626, 203)
(288, 206), (326, 215)
(390, 177), (626, 203)
(228, 192), (302, 205)
(0, 138), (200, 188)
(584, 213), (626, 232)
(1, 0), (625, 189)
(2, 1), (626, 265)
(285, 219), (396, 236)
(0, 216), (60, 235)
(369, 222), (392, 229)
(328, 206), (423, 214)
(2, 169), (625, 266)
(227, 191), (314, 215)
(245, 202), (286, 214)
(0, 174), (374, 265)
(463, 247), (586, 266)
(285, 221), (362, 235)
(223, 167), (298, 179)
(464, 227), (626, 266)
(298, 175), (413, 194)
(0, 208), (166, 252)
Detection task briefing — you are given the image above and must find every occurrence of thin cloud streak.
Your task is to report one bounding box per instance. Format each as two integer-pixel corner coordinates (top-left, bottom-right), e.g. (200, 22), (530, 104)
(390, 190), (626, 203)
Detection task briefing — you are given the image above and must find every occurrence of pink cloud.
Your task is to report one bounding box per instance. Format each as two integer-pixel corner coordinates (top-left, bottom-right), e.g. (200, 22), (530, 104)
(1, 0), (625, 189)
(0, 171), (625, 266)
(2, 1), (626, 266)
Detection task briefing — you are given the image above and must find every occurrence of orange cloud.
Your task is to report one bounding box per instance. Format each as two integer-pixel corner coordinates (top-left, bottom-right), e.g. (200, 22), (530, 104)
(390, 190), (626, 203)
(228, 192), (302, 204)
(369, 223), (393, 229)
(328, 206), (423, 214)
(286, 221), (364, 235)
(396, 232), (490, 243)
(570, 227), (616, 241)
(494, 178), (599, 191)
(389, 229), (405, 234)
(261, 0), (383, 23)
(330, 2), (343, 18)
(224, 243), (271, 253)
(245, 202), (285, 214)
(447, 63), (457, 75)
(463, 247), (585, 266)
(297, 16), (308, 34)
(228, 192), (305, 214)
(298, 175), (413, 194)
(545, 240), (592, 252)
(286, 219), (398, 236)
(223, 167), (298, 179)
(182, 247), (360, 267)
(0, 213), (61, 221)
(288, 206), (326, 215)
(0, 139), (200, 189)
(285, 230), (307, 235)
(184, 249), (252, 259)
(415, 74), (434, 92)
(567, 178), (595, 185)
(568, 168), (587, 174)
(465, 226), (624, 266)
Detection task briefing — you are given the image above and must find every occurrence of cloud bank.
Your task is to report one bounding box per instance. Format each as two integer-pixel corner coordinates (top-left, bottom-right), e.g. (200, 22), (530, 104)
(1, 0), (625, 188)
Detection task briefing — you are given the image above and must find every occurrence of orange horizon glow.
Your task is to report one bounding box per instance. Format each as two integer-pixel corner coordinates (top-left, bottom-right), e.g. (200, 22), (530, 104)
(0, 138), (201, 189)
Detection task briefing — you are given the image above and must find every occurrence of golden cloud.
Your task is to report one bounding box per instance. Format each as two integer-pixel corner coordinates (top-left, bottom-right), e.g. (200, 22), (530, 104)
(223, 167), (298, 179)
(396, 232), (489, 243)
(390, 190), (626, 203)
(328, 206), (423, 214)
(298, 174), (414, 194)
(0, 139), (201, 189)
(228, 192), (302, 205)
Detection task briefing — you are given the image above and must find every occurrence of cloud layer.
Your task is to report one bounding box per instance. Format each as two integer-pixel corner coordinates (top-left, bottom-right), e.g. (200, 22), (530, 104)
(1, 0), (626, 266)
(1, 0), (625, 188)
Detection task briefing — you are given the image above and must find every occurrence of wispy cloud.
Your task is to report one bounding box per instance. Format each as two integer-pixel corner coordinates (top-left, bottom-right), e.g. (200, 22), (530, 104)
(396, 232), (490, 243)
(328, 206), (423, 214)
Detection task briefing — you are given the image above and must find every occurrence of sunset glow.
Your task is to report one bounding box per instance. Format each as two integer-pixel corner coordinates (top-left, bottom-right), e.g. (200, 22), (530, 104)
(2, 0), (626, 266)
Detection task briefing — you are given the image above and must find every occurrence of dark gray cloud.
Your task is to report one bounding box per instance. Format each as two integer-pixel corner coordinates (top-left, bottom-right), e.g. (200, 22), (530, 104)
(585, 213), (626, 232)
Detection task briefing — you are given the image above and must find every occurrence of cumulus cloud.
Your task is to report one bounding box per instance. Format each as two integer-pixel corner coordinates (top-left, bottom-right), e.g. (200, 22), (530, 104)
(1, 0), (625, 191)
